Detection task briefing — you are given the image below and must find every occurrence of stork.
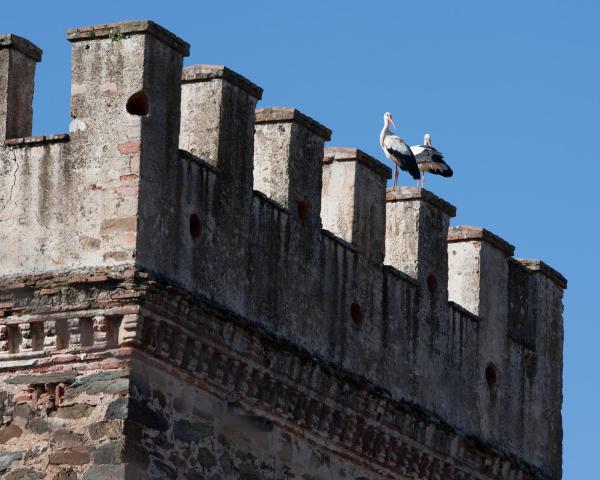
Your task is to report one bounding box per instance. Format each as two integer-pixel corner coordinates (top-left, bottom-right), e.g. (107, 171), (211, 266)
(410, 133), (453, 188)
(379, 112), (420, 187)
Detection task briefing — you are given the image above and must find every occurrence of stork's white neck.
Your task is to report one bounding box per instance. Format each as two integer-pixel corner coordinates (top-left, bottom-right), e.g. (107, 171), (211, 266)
(380, 118), (391, 147)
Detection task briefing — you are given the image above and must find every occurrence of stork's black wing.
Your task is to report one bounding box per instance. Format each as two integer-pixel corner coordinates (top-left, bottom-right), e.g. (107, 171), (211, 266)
(425, 147), (453, 177)
(383, 135), (421, 180)
(412, 145), (453, 178)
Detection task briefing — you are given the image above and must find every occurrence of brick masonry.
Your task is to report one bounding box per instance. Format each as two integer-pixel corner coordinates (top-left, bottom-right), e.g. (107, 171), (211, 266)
(0, 269), (555, 479)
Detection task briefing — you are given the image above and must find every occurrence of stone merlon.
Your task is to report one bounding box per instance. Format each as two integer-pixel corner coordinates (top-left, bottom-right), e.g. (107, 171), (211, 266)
(255, 107), (332, 140)
(66, 19), (190, 56)
(323, 146), (392, 179)
(517, 258), (568, 288)
(0, 34), (42, 61)
(448, 225), (516, 256)
(182, 64), (263, 99)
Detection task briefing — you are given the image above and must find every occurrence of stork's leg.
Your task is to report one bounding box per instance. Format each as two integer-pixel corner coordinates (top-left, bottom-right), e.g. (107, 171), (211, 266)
(393, 164), (398, 188)
(422, 173), (425, 188)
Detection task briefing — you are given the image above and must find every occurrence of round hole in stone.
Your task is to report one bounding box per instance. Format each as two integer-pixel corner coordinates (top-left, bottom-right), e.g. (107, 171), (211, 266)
(351, 302), (363, 324)
(126, 91), (150, 116)
(189, 214), (202, 239)
(485, 364), (498, 387)
(297, 200), (310, 222)
(427, 273), (438, 293)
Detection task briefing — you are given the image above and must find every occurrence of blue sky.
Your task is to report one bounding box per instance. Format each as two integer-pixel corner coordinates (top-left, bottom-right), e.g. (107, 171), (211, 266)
(2, 1), (598, 477)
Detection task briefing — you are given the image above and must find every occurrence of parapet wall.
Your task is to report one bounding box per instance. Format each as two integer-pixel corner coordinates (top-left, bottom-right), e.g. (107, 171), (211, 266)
(0, 20), (566, 479)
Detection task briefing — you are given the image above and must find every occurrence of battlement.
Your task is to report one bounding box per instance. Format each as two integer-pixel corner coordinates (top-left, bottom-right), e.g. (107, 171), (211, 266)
(0, 20), (566, 480)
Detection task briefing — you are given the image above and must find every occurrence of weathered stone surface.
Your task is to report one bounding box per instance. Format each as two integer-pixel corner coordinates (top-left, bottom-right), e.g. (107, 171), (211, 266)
(197, 447), (217, 468)
(93, 441), (123, 464)
(49, 448), (91, 465)
(5, 371), (78, 385)
(152, 389), (166, 409)
(123, 441), (149, 470)
(88, 421), (123, 440)
(13, 405), (33, 420)
(4, 467), (43, 480)
(53, 468), (77, 480)
(81, 465), (126, 480)
(54, 403), (95, 419)
(127, 400), (168, 432)
(0, 423), (22, 443)
(28, 418), (49, 434)
(54, 430), (85, 448)
(154, 459), (177, 479)
(105, 397), (168, 431)
(219, 453), (234, 475)
(172, 397), (186, 413)
(104, 398), (128, 420)
(173, 420), (212, 442)
(0, 35), (39, 141)
(0, 451), (23, 472)
(69, 371), (128, 396)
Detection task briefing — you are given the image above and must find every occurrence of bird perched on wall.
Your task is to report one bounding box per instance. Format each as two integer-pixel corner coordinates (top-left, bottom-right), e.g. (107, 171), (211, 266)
(380, 112), (421, 187)
(410, 133), (453, 188)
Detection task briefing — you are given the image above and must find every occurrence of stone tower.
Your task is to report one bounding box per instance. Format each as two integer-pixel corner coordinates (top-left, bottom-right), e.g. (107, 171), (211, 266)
(0, 21), (566, 480)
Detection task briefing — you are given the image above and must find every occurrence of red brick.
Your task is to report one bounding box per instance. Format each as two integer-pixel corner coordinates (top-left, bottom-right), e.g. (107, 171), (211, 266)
(100, 217), (137, 235)
(117, 141), (141, 155)
(130, 154), (140, 174)
(37, 288), (60, 296)
(119, 174), (138, 181)
(67, 275), (109, 285)
(110, 292), (142, 300)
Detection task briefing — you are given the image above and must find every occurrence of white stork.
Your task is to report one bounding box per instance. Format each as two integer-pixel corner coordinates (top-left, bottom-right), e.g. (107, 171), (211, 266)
(410, 133), (453, 188)
(379, 112), (421, 187)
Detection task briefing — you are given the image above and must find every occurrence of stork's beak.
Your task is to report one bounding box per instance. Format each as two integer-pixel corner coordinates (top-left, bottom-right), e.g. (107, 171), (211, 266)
(389, 116), (396, 129)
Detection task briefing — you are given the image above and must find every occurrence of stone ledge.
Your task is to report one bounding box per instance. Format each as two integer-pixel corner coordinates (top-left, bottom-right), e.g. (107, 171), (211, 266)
(0, 34), (42, 62)
(383, 265), (419, 287)
(516, 259), (567, 289)
(66, 20), (190, 56)
(322, 228), (358, 253)
(182, 65), (263, 100)
(448, 301), (480, 323)
(4, 134), (70, 148)
(386, 187), (457, 217)
(179, 149), (218, 174)
(323, 147), (392, 180)
(448, 226), (515, 256)
(5, 371), (78, 385)
(255, 107), (332, 141)
(253, 190), (290, 214)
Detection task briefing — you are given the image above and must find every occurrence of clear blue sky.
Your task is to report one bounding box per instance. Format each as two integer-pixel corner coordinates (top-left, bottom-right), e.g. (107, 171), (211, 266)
(3, 1), (598, 477)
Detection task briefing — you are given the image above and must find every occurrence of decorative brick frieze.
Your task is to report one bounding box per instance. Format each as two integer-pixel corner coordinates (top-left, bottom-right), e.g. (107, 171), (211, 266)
(0, 267), (553, 478)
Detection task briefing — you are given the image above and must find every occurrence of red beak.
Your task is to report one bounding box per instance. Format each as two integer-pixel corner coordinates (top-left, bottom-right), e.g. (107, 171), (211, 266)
(389, 116), (396, 129)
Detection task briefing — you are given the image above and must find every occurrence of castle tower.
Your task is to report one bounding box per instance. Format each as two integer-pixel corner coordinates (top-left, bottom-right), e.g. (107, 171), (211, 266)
(0, 21), (566, 480)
